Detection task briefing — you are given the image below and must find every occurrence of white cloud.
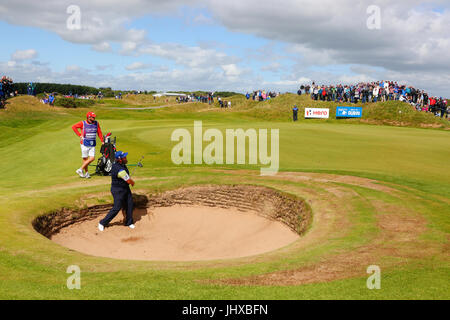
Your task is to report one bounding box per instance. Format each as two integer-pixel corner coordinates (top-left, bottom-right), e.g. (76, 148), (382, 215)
(221, 64), (242, 77)
(11, 49), (38, 61)
(138, 43), (239, 68)
(1, 58), (257, 93)
(121, 41), (139, 55)
(92, 42), (111, 52)
(261, 62), (282, 73)
(209, 0), (450, 72)
(125, 62), (152, 71)
(66, 65), (81, 72)
(0, 1), (162, 49)
(96, 64), (113, 71)
(193, 13), (213, 25)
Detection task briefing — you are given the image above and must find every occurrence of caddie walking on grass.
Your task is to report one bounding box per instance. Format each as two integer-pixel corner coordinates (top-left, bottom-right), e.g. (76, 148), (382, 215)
(98, 151), (136, 231)
(72, 111), (104, 178)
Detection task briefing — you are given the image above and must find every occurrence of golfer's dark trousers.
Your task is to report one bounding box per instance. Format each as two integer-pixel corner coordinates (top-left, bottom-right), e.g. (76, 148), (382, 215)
(100, 187), (134, 227)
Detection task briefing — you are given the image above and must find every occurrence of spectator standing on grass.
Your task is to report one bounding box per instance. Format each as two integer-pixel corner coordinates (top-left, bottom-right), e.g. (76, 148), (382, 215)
(292, 105), (298, 122)
(331, 86), (336, 102)
(439, 98), (447, 118)
(429, 97), (436, 114)
(48, 93), (55, 106)
(337, 85), (343, 102)
(373, 86), (379, 102)
(445, 101), (449, 119)
(417, 92), (423, 108)
(1, 76), (14, 100)
(389, 86), (394, 101)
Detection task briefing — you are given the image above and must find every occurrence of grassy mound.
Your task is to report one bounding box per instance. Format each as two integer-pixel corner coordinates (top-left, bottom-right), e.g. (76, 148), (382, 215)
(2, 94), (448, 130)
(212, 94), (449, 129)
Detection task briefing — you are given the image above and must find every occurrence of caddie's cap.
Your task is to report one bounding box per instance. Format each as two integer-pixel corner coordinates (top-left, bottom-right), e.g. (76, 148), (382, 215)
(87, 111), (96, 119)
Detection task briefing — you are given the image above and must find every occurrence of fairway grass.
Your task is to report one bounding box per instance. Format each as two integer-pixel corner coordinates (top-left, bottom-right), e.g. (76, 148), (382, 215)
(0, 96), (448, 299)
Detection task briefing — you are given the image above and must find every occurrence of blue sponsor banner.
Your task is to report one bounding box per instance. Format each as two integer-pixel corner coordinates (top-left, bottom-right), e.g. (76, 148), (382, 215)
(336, 106), (363, 118)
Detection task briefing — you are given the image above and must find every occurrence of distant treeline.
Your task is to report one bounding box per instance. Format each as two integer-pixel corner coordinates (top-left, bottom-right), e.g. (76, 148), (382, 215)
(13, 83), (99, 95)
(213, 91), (243, 97)
(13, 83), (158, 97)
(12, 83), (242, 98)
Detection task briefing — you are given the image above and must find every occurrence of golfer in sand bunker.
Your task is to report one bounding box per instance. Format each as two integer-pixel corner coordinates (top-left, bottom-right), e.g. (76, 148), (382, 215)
(98, 151), (136, 231)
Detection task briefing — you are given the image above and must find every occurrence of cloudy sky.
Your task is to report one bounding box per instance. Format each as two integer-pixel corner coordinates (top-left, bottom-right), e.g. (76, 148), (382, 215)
(0, 0), (449, 96)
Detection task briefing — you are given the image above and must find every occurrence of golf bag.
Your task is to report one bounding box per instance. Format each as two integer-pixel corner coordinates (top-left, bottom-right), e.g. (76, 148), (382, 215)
(95, 133), (116, 176)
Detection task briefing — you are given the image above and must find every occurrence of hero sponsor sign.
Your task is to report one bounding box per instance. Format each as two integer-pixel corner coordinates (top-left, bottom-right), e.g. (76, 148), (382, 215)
(336, 106), (363, 118)
(305, 108), (330, 119)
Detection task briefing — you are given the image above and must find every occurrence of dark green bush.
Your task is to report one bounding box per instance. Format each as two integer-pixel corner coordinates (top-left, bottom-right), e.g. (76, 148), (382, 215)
(54, 97), (96, 108)
(36, 93), (46, 100)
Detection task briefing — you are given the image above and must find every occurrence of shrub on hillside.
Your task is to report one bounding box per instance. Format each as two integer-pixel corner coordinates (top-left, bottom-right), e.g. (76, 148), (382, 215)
(36, 93), (46, 100)
(54, 97), (96, 108)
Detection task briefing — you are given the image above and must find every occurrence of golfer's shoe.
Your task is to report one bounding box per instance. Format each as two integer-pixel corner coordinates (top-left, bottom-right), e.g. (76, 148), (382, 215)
(76, 168), (84, 178)
(128, 224), (136, 229)
(98, 223), (104, 232)
(84, 172), (91, 179)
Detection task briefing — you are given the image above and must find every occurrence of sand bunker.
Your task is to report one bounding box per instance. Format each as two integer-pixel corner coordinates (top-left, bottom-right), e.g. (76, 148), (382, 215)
(34, 185), (311, 261)
(51, 205), (299, 261)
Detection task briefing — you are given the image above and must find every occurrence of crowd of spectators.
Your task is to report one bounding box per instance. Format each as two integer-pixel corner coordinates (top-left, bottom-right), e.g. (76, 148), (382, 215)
(176, 96), (191, 103)
(302, 81), (448, 118)
(246, 90), (279, 101)
(172, 92), (236, 109)
(176, 93), (215, 104)
(195, 93), (215, 104)
(218, 97), (231, 108)
(64, 93), (92, 100)
(40, 93), (55, 106)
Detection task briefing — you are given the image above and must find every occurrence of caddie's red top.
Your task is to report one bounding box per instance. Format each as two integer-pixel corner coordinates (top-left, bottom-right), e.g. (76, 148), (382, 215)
(72, 121), (104, 145)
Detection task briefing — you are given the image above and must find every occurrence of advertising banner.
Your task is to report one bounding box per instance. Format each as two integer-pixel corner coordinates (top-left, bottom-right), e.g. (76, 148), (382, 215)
(336, 106), (363, 118)
(305, 108), (330, 119)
